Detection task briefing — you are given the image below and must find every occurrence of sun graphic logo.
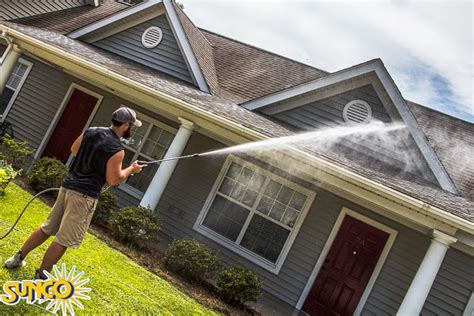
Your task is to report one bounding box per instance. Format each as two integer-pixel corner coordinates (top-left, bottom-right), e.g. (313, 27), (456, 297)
(0, 263), (91, 315)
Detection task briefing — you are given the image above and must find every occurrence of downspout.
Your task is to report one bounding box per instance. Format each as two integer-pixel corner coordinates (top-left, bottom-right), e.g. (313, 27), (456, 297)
(1, 24), (472, 234)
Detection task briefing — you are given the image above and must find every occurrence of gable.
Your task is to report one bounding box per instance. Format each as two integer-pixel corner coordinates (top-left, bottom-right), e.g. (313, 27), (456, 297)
(93, 14), (193, 84)
(270, 84), (438, 185)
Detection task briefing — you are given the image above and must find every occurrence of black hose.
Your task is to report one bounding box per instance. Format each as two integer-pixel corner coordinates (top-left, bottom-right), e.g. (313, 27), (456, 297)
(0, 187), (60, 240)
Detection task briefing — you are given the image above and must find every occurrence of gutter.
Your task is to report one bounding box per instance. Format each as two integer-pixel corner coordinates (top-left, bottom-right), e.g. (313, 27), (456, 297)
(1, 25), (472, 235)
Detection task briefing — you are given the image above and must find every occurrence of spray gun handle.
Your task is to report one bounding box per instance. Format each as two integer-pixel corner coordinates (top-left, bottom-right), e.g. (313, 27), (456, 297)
(136, 160), (149, 165)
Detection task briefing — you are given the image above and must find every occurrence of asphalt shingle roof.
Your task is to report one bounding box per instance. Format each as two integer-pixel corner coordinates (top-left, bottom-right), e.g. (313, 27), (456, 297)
(10, 0), (132, 35)
(2, 22), (472, 223)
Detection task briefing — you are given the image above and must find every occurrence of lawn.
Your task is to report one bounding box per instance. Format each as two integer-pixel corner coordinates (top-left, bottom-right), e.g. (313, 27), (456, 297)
(0, 182), (218, 315)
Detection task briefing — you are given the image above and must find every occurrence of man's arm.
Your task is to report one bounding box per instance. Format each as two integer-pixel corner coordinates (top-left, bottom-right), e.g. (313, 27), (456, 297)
(70, 133), (84, 157)
(105, 150), (144, 186)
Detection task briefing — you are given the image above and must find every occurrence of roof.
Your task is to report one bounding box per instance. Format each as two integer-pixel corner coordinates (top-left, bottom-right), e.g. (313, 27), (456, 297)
(2, 22), (472, 223)
(407, 101), (474, 200)
(201, 29), (328, 103)
(10, 0), (133, 35)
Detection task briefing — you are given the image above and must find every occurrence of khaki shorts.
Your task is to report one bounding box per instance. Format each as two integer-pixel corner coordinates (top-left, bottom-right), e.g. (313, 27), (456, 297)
(41, 187), (98, 249)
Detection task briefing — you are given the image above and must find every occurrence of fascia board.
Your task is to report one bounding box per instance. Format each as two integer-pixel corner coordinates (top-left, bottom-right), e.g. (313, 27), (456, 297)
(163, 0), (209, 93)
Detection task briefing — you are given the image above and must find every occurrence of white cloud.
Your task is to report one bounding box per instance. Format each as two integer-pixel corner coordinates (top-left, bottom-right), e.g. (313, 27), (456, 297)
(180, 0), (473, 121)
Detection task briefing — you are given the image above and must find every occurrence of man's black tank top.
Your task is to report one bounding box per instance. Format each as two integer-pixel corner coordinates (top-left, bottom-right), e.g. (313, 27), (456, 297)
(63, 127), (124, 198)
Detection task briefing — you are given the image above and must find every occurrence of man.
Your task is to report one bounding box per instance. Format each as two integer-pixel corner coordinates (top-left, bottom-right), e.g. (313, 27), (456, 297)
(4, 107), (145, 279)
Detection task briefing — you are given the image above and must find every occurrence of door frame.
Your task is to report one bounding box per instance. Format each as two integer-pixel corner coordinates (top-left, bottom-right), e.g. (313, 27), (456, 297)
(296, 207), (398, 315)
(34, 83), (103, 164)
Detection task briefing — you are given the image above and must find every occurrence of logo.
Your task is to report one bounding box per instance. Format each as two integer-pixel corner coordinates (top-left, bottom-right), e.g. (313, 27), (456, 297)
(1, 263), (91, 315)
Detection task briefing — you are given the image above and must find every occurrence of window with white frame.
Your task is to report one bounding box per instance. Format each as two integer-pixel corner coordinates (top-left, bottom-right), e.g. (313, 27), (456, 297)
(120, 113), (176, 194)
(195, 157), (315, 272)
(0, 59), (33, 120)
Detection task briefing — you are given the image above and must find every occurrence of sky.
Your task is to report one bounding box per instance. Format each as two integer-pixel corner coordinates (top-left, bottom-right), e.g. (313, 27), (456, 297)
(179, 0), (473, 123)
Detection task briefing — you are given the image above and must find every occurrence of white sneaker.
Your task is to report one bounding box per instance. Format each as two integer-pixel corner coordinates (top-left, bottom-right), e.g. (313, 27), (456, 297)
(4, 251), (26, 269)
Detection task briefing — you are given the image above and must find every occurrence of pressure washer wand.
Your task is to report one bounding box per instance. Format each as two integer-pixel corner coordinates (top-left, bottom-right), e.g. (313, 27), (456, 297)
(137, 153), (201, 165)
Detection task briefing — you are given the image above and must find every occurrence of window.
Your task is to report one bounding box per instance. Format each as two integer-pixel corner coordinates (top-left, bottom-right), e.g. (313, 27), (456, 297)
(120, 112), (176, 195)
(0, 59), (33, 120)
(195, 156), (315, 273)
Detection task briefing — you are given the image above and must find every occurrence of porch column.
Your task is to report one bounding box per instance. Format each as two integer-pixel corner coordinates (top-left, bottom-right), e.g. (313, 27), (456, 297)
(0, 44), (21, 95)
(140, 117), (194, 211)
(397, 230), (457, 315)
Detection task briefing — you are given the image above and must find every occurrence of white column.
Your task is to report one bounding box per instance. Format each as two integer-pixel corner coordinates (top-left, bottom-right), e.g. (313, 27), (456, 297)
(397, 230), (457, 316)
(140, 117), (194, 211)
(0, 44), (21, 95)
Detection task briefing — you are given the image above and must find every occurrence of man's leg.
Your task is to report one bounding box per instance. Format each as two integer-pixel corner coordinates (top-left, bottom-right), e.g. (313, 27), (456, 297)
(20, 227), (50, 259)
(38, 241), (67, 274)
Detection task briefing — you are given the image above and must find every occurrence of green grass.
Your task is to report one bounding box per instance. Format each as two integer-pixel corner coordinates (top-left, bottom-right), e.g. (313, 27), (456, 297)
(0, 182), (218, 315)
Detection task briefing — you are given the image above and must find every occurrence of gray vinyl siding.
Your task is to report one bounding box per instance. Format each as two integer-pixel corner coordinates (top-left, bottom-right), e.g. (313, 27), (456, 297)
(0, 0), (85, 21)
(422, 249), (474, 316)
(273, 85), (391, 128)
(94, 14), (193, 84)
(273, 85), (436, 183)
(155, 148), (439, 310)
(5, 56), (71, 150)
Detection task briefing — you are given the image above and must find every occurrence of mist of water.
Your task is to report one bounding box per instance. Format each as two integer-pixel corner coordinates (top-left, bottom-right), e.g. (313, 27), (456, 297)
(200, 121), (406, 157)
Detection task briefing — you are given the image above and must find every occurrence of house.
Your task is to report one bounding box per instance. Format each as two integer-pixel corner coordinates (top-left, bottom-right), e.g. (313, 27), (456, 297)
(0, 1), (472, 315)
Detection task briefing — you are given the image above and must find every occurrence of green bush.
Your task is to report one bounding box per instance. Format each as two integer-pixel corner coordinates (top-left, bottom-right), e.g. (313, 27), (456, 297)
(112, 206), (160, 248)
(0, 160), (19, 194)
(216, 264), (262, 305)
(0, 134), (34, 169)
(27, 157), (68, 192)
(164, 239), (219, 282)
(92, 190), (118, 226)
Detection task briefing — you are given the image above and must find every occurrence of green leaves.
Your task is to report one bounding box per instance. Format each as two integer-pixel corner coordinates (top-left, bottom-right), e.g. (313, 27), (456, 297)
(0, 160), (18, 194)
(112, 206), (160, 248)
(216, 264), (262, 305)
(164, 239), (220, 282)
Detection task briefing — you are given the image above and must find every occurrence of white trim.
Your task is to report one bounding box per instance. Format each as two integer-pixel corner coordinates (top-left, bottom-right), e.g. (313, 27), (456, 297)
(242, 59), (457, 194)
(68, 0), (164, 39)
(34, 83), (104, 160)
(163, 0), (209, 93)
(193, 155), (316, 274)
(296, 207), (398, 315)
(463, 291), (474, 316)
(0, 57), (33, 122)
(85, 8), (166, 43)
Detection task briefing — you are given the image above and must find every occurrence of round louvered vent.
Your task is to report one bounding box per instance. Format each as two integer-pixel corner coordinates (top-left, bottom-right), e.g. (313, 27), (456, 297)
(343, 100), (372, 123)
(141, 26), (163, 49)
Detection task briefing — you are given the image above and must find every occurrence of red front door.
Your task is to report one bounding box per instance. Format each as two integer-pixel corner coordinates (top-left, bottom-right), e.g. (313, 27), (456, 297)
(302, 215), (389, 316)
(42, 89), (98, 163)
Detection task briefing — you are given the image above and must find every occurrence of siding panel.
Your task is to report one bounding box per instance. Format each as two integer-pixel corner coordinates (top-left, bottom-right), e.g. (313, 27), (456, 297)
(422, 249), (474, 316)
(94, 14), (193, 84)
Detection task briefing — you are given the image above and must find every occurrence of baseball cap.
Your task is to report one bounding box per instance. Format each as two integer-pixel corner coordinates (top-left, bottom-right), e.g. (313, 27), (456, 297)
(112, 107), (142, 127)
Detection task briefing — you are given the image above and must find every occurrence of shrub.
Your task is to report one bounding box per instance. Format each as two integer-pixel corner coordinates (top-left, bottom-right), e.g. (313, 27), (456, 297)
(0, 134), (34, 169)
(0, 160), (19, 194)
(28, 157), (68, 192)
(164, 239), (219, 282)
(92, 190), (118, 226)
(112, 206), (160, 248)
(216, 264), (262, 305)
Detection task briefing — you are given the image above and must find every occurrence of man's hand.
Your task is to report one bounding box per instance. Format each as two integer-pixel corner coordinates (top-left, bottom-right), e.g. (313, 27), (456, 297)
(130, 161), (146, 175)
